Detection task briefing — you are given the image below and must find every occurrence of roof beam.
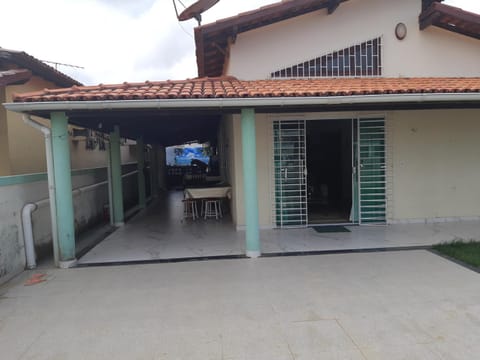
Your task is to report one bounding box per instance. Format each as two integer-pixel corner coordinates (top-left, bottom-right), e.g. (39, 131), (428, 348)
(419, 2), (480, 39)
(419, 4), (443, 30)
(327, 0), (341, 14)
(422, 0), (443, 11)
(0, 69), (32, 86)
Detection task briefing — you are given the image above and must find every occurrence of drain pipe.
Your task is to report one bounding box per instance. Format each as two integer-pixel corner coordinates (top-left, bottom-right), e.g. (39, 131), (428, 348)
(21, 203), (38, 269)
(23, 115), (60, 266)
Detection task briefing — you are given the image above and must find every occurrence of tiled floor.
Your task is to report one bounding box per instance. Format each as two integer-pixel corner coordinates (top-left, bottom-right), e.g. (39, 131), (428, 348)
(2, 251), (480, 359)
(78, 191), (480, 264)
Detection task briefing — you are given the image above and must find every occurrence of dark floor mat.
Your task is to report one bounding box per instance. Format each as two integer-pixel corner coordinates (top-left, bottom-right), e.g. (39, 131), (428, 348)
(312, 226), (351, 233)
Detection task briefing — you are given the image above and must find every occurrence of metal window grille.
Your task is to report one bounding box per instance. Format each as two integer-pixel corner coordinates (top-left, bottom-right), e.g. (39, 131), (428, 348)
(271, 37), (382, 79)
(272, 120), (308, 228)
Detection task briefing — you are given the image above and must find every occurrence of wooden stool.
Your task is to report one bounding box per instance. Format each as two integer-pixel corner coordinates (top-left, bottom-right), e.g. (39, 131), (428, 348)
(183, 199), (198, 220)
(203, 199), (222, 220)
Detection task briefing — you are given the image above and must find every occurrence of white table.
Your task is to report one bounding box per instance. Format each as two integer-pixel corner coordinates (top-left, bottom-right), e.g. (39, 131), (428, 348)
(184, 186), (232, 199)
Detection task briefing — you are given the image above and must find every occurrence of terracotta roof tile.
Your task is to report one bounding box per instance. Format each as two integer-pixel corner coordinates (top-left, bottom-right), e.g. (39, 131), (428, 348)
(12, 76), (480, 103)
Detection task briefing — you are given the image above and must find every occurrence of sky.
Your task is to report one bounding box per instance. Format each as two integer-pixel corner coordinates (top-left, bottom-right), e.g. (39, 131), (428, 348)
(0, 0), (478, 85)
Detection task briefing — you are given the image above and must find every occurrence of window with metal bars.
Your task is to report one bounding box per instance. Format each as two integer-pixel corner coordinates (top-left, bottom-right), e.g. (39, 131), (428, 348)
(271, 37), (382, 79)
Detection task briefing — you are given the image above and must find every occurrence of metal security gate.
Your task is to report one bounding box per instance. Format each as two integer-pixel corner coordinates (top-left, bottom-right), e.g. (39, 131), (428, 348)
(357, 118), (386, 224)
(273, 120), (308, 227)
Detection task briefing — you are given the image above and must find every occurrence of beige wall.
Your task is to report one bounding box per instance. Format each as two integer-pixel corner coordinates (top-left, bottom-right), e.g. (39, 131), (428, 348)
(229, 109), (480, 227)
(227, 0), (480, 79)
(5, 77), (51, 174)
(3, 77), (136, 175)
(391, 109), (480, 221)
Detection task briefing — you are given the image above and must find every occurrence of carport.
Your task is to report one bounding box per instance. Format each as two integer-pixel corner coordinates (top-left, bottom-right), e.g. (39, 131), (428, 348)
(5, 78), (266, 267)
(5, 77), (480, 268)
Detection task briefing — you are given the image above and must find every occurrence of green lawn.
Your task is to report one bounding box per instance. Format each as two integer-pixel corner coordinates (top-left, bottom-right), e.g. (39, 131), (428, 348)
(433, 240), (480, 268)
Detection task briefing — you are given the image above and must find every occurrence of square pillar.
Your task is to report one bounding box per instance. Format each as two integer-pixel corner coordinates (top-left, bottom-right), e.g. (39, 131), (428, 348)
(150, 144), (160, 198)
(136, 137), (146, 208)
(241, 108), (260, 258)
(109, 126), (124, 226)
(50, 112), (76, 267)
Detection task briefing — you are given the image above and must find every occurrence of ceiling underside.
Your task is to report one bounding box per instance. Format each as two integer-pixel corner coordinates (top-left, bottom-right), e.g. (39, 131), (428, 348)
(66, 109), (222, 146)
(25, 98), (479, 146)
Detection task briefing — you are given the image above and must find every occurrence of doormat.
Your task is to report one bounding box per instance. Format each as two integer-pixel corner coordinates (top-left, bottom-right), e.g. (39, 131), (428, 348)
(312, 226), (351, 233)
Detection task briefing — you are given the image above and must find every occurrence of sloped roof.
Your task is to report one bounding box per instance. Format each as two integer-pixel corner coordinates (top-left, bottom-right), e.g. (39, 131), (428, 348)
(0, 48), (81, 87)
(194, 0), (480, 78)
(13, 77), (480, 102)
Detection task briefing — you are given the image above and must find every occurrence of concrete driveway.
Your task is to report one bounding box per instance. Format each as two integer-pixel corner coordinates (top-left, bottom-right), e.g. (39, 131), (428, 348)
(1, 250), (479, 359)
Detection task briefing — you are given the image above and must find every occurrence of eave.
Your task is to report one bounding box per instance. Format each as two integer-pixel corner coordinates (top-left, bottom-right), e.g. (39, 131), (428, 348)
(420, 2), (480, 40)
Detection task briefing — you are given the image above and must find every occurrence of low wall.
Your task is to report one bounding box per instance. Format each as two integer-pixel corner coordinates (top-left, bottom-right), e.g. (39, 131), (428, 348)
(0, 163), (138, 285)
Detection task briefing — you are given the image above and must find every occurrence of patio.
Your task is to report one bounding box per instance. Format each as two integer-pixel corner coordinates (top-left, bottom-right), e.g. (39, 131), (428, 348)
(77, 191), (480, 265)
(2, 250), (480, 359)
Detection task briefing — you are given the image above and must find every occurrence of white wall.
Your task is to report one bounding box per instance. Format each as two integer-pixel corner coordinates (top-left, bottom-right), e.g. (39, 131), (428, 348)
(0, 164), (139, 285)
(227, 0), (480, 79)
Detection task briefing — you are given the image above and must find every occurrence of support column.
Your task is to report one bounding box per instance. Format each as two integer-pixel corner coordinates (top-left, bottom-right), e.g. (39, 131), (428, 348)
(50, 112), (76, 267)
(109, 126), (124, 226)
(150, 144), (159, 198)
(136, 137), (146, 208)
(241, 108), (260, 258)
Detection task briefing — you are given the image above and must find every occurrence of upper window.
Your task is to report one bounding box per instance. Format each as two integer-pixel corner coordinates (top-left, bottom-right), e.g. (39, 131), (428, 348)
(271, 37), (382, 79)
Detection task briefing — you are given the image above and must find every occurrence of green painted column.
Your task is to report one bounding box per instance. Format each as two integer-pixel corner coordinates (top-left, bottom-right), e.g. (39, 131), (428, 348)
(241, 108), (260, 258)
(109, 126), (124, 226)
(50, 112), (76, 266)
(136, 138), (146, 208)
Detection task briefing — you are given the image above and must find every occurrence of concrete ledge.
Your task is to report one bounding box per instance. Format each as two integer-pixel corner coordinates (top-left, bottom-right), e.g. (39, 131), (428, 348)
(246, 250), (261, 258)
(389, 216), (480, 224)
(59, 259), (77, 269)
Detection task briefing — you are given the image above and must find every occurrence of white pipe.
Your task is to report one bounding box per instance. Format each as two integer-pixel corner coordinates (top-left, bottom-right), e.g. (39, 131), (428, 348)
(21, 203), (38, 269)
(4, 92), (480, 113)
(23, 115), (60, 266)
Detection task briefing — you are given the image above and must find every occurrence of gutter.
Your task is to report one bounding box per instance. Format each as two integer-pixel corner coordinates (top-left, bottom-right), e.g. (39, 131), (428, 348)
(4, 93), (480, 113)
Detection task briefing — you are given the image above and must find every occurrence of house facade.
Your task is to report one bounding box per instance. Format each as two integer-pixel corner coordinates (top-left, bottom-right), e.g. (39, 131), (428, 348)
(3, 0), (479, 267)
(195, 0), (480, 228)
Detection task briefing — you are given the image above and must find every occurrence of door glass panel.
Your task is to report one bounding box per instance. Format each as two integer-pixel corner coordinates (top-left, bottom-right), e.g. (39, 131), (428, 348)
(273, 121), (307, 227)
(358, 118), (386, 224)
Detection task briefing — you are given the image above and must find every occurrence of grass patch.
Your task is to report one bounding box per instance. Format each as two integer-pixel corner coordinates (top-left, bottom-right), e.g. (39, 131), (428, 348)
(433, 240), (480, 268)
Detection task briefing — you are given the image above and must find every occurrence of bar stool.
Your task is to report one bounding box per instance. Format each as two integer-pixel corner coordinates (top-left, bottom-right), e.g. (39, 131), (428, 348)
(183, 198), (198, 220)
(203, 198), (222, 220)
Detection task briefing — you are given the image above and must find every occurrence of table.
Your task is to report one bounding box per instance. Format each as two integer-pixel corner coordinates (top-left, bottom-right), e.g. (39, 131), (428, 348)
(184, 186), (232, 199)
(184, 186), (232, 220)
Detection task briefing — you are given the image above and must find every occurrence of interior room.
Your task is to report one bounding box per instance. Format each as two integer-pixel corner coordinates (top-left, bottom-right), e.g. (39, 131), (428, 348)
(306, 119), (353, 224)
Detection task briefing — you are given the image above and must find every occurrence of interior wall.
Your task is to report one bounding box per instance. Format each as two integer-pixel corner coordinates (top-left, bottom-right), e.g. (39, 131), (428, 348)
(391, 109), (480, 221)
